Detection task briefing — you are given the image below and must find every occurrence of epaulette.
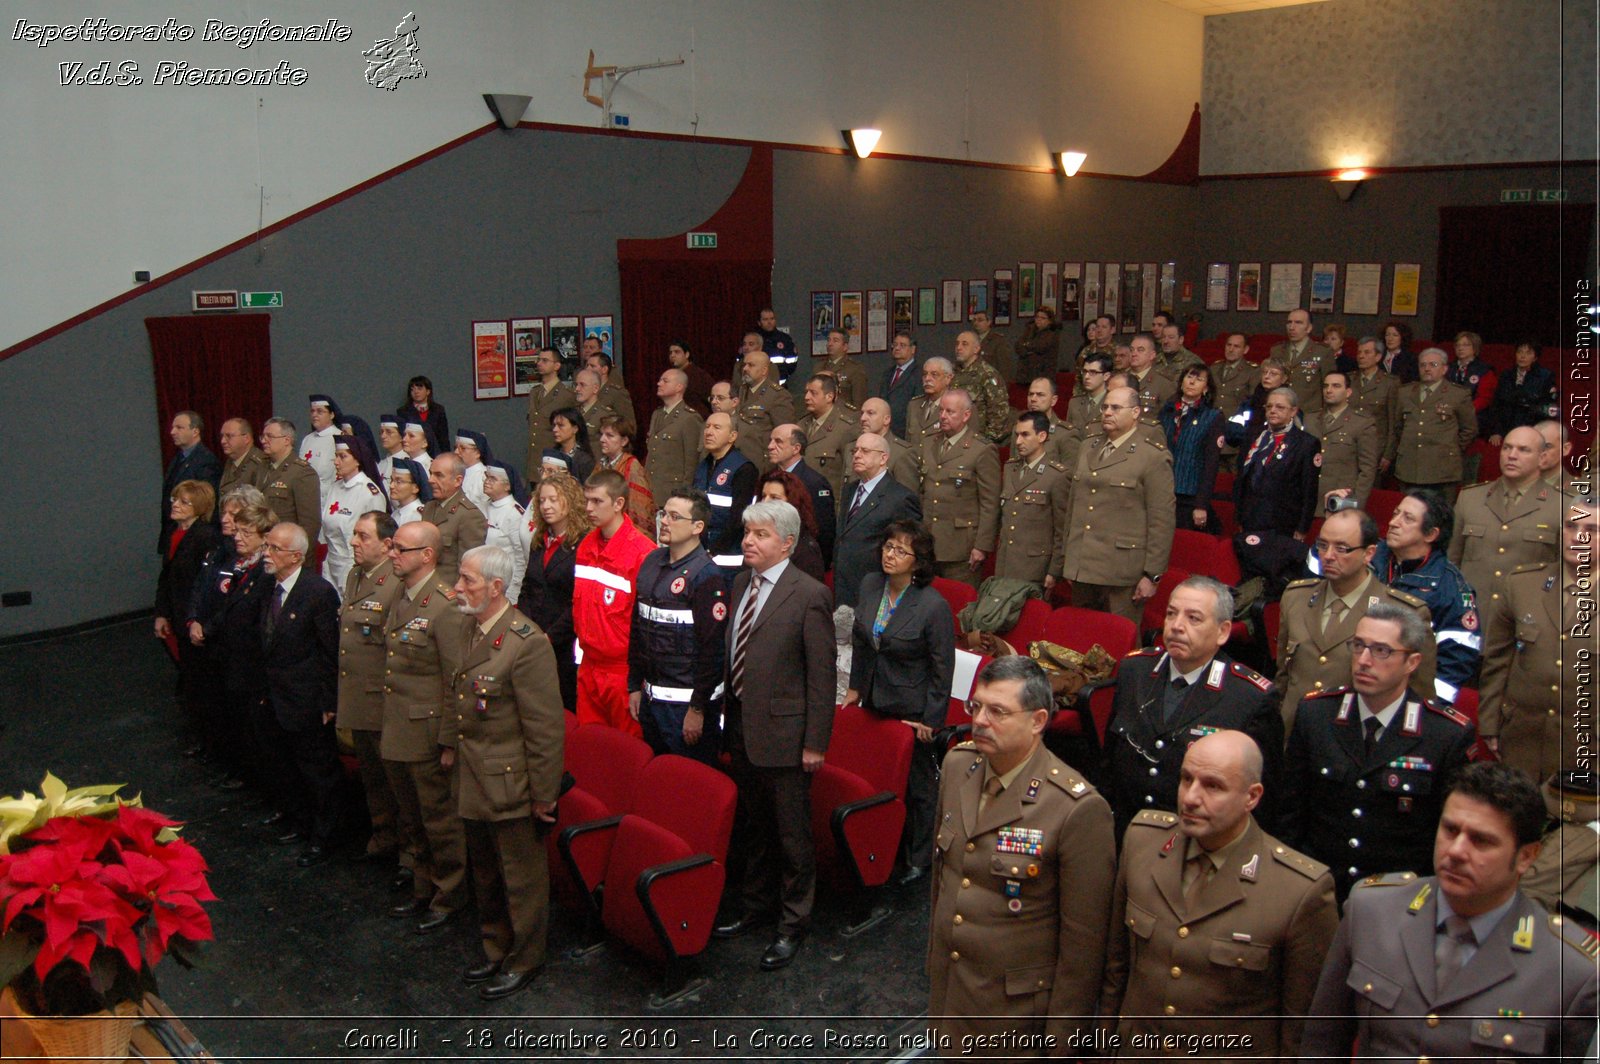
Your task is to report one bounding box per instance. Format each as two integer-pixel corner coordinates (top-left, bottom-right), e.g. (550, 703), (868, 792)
(1550, 914), (1600, 959)
(508, 621), (535, 639)
(1270, 842), (1328, 881)
(1388, 587), (1427, 609)
(1354, 870), (1418, 889)
(434, 582), (456, 600)
(1046, 459), (1067, 473)
(1125, 646), (1163, 659)
(513, 503), (526, 515)
(1229, 661), (1273, 692)
(1131, 809), (1179, 828)
(953, 740), (978, 751)
(1306, 686), (1351, 700)
(1425, 698), (1472, 728)
(367, 482), (380, 495)
(1043, 763), (1091, 799)
(1283, 578), (1318, 593)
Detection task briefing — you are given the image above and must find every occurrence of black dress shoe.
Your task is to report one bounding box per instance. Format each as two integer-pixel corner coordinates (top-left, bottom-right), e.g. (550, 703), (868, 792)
(388, 899), (428, 919)
(760, 934), (805, 971)
(463, 960), (501, 985)
(296, 844), (329, 868)
(479, 967), (539, 1000)
(893, 865), (930, 888)
(260, 811), (287, 827)
(712, 912), (774, 939)
(414, 908), (457, 935)
(390, 867), (415, 893)
(274, 829), (307, 846)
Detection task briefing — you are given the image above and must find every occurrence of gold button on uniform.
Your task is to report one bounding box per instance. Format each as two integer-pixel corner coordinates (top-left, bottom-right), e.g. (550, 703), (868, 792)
(953, 915), (963, 925)
(965, 842), (976, 852)
(1163, 1005), (1176, 1015)
(950, 951), (959, 961)
(1176, 926), (1188, 938)
(1170, 966), (1181, 978)
(961, 878), (970, 889)
(1426, 1015), (1438, 1028)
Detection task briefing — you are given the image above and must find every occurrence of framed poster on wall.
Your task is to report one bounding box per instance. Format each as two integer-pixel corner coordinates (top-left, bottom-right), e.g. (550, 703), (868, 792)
(1236, 263), (1261, 312)
(967, 279), (989, 318)
(582, 315), (615, 362)
(993, 269), (1014, 325)
(1102, 263), (1121, 327)
(941, 280), (963, 323)
(1040, 261), (1059, 314)
(1082, 263), (1100, 320)
(510, 317), (545, 395)
(1390, 263), (1421, 316)
(920, 287), (939, 325)
(1120, 264), (1142, 332)
(548, 316), (581, 380)
(1206, 263), (1231, 311)
(811, 291), (838, 354)
(1159, 262), (1176, 318)
(1140, 263), (1158, 330)
(839, 290), (864, 352)
(1062, 262), (1082, 320)
(1267, 263), (1303, 312)
(1308, 263), (1338, 314)
(1343, 263), (1382, 315)
(472, 320), (510, 401)
(866, 290), (890, 352)
(1017, 262), (1038, 316)
(892, 289), (915, 335)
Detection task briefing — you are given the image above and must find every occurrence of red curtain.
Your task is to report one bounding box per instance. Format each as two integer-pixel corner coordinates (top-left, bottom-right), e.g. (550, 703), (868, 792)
(617, 259), (771, 456)
(146, 314), (274, 468)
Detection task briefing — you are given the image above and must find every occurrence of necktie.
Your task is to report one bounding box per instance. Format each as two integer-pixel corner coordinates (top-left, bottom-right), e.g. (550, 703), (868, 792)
(467, 623), (484, 656)
(1163, 676), (1189, 721)
(1420, 385), (1434, 403)
(848, 485), (867, 518)
(729, 575), (762, 699)
(978, 774), (1004, 814)
(1321, 597), (1347, 635)
(1434, 915), (1476, 990)
(1182, 852), (1211, 908)
(1363, 716), (1383, 759)
(891, 364), (905, 390)
(267, 583), (284, 637)
(1100, 439), (1117, 461)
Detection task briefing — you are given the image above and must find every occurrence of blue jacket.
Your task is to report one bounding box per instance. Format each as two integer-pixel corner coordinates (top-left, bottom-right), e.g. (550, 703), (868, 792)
(1370, 543), (1481, 702)
(1158, 400), (1224, 499)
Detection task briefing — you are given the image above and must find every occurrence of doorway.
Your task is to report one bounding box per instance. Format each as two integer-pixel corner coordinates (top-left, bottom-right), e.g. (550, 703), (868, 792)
(146, 314), (273, 468)
(1434, 204), (1595, 345)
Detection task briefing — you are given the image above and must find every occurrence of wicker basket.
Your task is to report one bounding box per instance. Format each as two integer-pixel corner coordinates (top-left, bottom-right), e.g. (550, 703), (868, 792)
(15, 997), (141, 1062)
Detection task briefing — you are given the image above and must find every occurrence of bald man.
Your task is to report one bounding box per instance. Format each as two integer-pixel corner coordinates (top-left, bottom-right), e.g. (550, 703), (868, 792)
(859, 397), (920, 491)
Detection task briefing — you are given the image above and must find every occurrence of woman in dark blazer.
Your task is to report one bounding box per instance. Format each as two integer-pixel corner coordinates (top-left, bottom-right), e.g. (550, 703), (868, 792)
(396, 374), (449, 456)
(155, 480), (221, 750)
(518, 472), (590, 712)
(1159, 365), (1226, 534)
(1486, 340), (1560, 444)
(842, 519), (955, 883)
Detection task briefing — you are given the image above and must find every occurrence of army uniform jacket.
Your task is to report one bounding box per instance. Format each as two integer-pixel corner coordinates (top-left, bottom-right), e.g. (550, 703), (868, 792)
(524, 379), (576, 474)
(1102, 813), (1337, 1059)
(920, 431), (1001, 563)
(817, 355), (869, 410)
(1104, 650), (1283, 839)
(952, 358), (1013, 443)
(1350, 369), (1400, 452)
(1274, 576), (1437, 730)
(1130, 367), (1177, 423)
(1282, 688), (1474, 899)
(1209, 360), (1261, 437)
(445, 606), (565, 822)
(644, 402), (704, 499)
(1303, 877), (1598, 1062)
(1479, 562), (1585, 784)
(219, 446), (271, 497)
(1062, 430), (1175, 589)
(885, 433), (921, 492)
(262, 455), (322, 546)
(1387, 379), (1478, 483)
(1269, 339), (1334, 413)
(1056, 393), (1101, 473)
(1521, 822), (1600, 921)
(993, 455), (1071, 586)
(382, 574), (467, 763)
(1304, 406), (1379, 506)
(336, 561), (403, 732)
(1447, 480), (1562, 607)
(420, 489), (488, 585)
(596, 380), (634, 425)
(904, 394), (943, 457)
(736, 377), (796, 459)
(977, 330), (1016, 383)
(799, 406), (860, 502)
(929, 741), (1116, 1053)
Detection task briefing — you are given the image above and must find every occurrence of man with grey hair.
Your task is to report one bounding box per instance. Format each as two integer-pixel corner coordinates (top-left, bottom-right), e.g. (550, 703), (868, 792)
(906, 355), (954, 455)
(951, 328), (1012, 444)
(1105, 575), (1283, 840)
(573, 368), (607, 440)
(1282, 603), (1475, 900)
(1234, 384), (1322, 599)
(713, 499), (835, 971)
(444, 543), (564, 1000)
(1386, 346), (1477, 496)
(422, 451), (487, 585)
(928, 656), (1114, 1051)
(920, 388), (1000, 585)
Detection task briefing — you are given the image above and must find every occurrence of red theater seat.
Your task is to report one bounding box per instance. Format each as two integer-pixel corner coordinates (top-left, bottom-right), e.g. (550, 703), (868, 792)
(999, 597), (1053, 654)
(1042, 606), (1137, 744)
(554, 725), (654, 914)
(811, 706), (913, 931)
(1170, 529), (1242, 585)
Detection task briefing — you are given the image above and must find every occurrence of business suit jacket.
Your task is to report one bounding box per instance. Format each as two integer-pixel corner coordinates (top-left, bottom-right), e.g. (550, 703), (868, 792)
(1387, 379), (1478, 484)
(260, 570), (341, 731)
(155, 522), (219, 626)
(1305, 406), (1379, 505)
(396, 401), (450, 456)
(1487, 363), (1559, 437)
(335, 561), (403, 732)
(158, 443), (223, 553)
(877, 359), (922, 438)
(1381, 346), (1420, 383)
(1235, 424), (1322, 536)
(831, 475), (923, 608)
(1302, 878), (1598, 1062)
(1101, 812), (1338, 1059)
(517, 535), (578, 710)
(1062, 429), (1175, 589)
(847, 574), (953, 727)
(725, 563), (836, 768)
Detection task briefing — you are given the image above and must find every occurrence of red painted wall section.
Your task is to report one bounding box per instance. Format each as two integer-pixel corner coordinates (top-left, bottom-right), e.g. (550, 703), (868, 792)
(616, 145), (773, 264)
(1135, 103), (1202, 186)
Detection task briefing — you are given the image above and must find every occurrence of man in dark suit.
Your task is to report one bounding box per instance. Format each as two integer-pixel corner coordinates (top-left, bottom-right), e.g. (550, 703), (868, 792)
(766, 424), (837, 565)
(258, 521), (346, 867)
(713, 499), (836, 971)
(877, 332), (922, 439)
(832, 432), (922, 608)
(1233, 385), (1322, 598)
(159, 409), (222, 553)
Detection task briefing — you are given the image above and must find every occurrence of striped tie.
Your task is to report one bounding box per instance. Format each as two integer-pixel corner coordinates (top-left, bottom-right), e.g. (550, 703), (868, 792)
(729, 574), (762, 699)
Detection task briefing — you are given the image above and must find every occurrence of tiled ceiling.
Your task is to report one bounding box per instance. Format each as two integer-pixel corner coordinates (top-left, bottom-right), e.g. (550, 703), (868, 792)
(1160, 0), (1328, 14)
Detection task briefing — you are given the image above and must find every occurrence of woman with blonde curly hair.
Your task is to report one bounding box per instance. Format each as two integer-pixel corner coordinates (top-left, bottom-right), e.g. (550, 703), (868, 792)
(517, 472), (591, 712)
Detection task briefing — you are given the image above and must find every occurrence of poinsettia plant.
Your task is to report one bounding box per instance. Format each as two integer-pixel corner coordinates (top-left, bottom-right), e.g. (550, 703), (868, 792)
(0, 775), (215, 1016)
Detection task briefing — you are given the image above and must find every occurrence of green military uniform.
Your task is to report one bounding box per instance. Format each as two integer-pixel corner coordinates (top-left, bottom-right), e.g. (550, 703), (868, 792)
(1386, 379), (1477, 489)
(799, 406), (860, 504)
(1270, 339), (1335, 414)
(1102, 811), (1338, 1060)
(1130, 366), (1176, 423)
(382, 571), (469, 913)
(219, 446), (271, 497)
(1304, 406), (1380, 506)
(919, 429), (1001, 585)
(904, 394), (943, 457)
(420, 489), (488, 586)
(1350, 369), (1400, 454)
(1054, 392), (1101, 473)
(736, 377), (796, 467)
(337, 560), (405, 861)
(446, 605), (565, 977)
(262, 453), (322, 546)
(644, 401), (704, 498)
(1160, 346), (1206, 378)
(817, 354), (869, 411)
(524, 379), (576, 476)
(1210, 359), (1260, 420)
(597, 380), (634, 424)
(952, 357), (1013, 444)
(884, 432), (921, 492)
(993, 453), (1071, 587)
(928, 741), (1115, 1057)
(1061, 429), (1174, 624)
(977, 330), (1016, 384)
(577, 400), (606, 443)
(1274, 574), (1438, 731)
(1447, 480), (1562, 605)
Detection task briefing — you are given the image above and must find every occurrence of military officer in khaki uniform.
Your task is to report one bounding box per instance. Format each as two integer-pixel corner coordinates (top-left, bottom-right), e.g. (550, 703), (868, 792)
(1022, 376), (1071, 468)
(1349, 336), (1399, 451)
(736, 349), (796, 462)
(258, 416), (322, 546)
(920, 391), (1001, 585)
(1209, 335), (1259, 417)
(1302, 762), (1599, 1063)
(994, 412), (1070, 590)
(1478, 501), (1596, 786)
(337, 513), (406, 867)
(1521, 771), (1600, 920)
(969, 310), (1015, 383)
(1305, 370), (1379, 507)
(442, 544), (565, 1001)
(815, 328), (869, 411)
(905, 357), (953, 457)
(1269, 309), (1336, 415)
(1126, 334), (1177, 424)
(798, 373), (859, 502)
(858, 398), (920, 492)
(422, 453), (487, 585)
(951, 330), (1013, 444)
(218, 417), (271, 496)
(1447, 427), (1562, 603)
(523, 348), (575, 476)
(1061, 386), (1175, 625)
(1275, 509), (1437, 729)
(572, 370), (608, 441)
(1102, 731), (1338, 1060)
(644, 368), (704, 497)
(585, 348), (634, 426)
(1385, 347), (1477, 492)
(381, 521), (470, 931)
(928, 658), (1115, 1057)
(1058, 358), (1111, 473)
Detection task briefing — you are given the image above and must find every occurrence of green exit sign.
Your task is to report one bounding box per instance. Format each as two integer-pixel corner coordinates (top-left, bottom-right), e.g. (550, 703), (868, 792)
(1536, 189), (1568, 202)
(1500, 189), (1532, 203)
(686, 232), (718, 249)
(240, 291), (283, 307)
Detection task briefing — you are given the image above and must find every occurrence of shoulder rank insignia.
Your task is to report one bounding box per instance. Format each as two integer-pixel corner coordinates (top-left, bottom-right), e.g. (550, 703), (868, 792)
(1425, 700), (1472, 728)
(1126, 646), (1163, 659)
(1549, 914), (1600, 958)
(1134, 809), (1179, 828)
(1407, 882), (1433, 912)
(1511, 915), (1535, 951)
(1284, 578), (1318, 592)
(509, 622), (534, 638)
(1388, 587), (1427, 609)
(1358, 870), (1417, 888)
(953, 740), (977, 751)
(1229, 661), (1272, 692)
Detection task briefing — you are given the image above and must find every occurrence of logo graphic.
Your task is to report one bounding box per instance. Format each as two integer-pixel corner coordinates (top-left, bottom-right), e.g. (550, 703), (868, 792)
(363, 12), (425, 90)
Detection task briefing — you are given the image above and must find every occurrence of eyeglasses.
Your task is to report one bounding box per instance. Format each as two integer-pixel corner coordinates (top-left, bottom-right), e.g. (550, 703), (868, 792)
(1100, 402), (1134, 412)
(1348, 637), (1405, 662)
(881, 542), (914, 558)
(1313, 540), (1362, 556)
(966, 699), (1030, 721)
(852, 446), (888, 455)
(391, 545), (430, 554)
(264, 544), (302, 556)
(656, 510), (696, 524)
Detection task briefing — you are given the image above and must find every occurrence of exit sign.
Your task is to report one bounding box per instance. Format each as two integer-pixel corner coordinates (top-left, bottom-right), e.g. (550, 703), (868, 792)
(686, 232), (718, 249)
(192, 290), (238, 311)
(1500, 189), (1533, 203)
(1536, 189), (1568, 202)
(240, 291), (283, 308)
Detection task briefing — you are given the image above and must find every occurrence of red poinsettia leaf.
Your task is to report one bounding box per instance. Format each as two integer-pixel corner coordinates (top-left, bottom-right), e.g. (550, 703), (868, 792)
(2, 888), (46, 929)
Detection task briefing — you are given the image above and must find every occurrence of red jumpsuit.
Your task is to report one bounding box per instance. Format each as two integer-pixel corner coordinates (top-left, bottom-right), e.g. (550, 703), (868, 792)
(572, 520), (656, 735)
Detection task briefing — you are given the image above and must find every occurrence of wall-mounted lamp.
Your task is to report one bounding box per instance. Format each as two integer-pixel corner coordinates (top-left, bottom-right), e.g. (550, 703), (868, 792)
(1058, 151), (1087, 177)
(1332, 168), (1367, 202)
(483, 93), (532, 130)
(842, 128), (882, 158)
